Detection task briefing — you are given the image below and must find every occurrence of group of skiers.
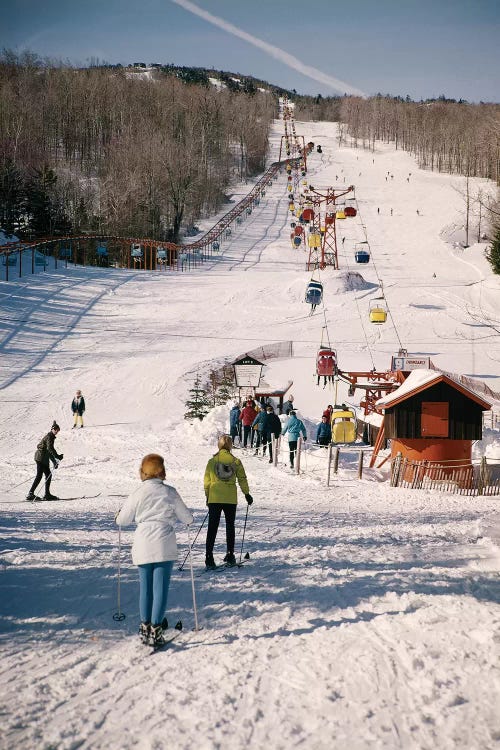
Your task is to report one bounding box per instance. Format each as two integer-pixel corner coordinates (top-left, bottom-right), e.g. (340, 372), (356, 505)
(26, 390), (86, 501)
(115, 434), (253, 648)
(229, 395), (308, 468)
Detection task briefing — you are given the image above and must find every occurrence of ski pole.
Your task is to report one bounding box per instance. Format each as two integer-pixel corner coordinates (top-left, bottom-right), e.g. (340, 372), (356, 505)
(178, 510), (209, 571)
(113, 526), (126, 621)
(238, 503), (250, 564)
(186, 524), (200, 631)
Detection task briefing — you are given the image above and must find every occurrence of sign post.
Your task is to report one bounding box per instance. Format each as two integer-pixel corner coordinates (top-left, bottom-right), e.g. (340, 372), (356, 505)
(233, 355), (264, 400)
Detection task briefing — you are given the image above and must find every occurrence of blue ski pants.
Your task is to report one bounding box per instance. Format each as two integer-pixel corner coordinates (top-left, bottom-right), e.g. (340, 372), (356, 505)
(137, 561), (174, 625)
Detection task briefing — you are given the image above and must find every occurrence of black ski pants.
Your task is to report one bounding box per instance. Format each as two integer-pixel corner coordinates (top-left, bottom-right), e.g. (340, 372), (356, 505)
(29, 461), (52, 496)
(242, 425), (253, 448)
(206, 503), (237, 556)
(288, 440), (298, 467)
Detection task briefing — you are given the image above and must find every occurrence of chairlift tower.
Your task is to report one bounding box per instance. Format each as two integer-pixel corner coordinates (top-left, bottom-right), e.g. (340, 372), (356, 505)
(306, 185), (355, 270)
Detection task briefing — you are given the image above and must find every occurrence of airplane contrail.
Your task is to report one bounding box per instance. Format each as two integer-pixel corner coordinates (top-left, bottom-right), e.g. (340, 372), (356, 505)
(171, 0), (365, 97)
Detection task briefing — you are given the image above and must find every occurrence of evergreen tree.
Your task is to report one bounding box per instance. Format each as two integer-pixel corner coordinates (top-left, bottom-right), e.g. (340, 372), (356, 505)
(486, 223), (500, 274)
(0, 159), (26, 235)
(184, 374), (211, 421)
(26, 166), (71, 237)
(215, 364), (235, 405)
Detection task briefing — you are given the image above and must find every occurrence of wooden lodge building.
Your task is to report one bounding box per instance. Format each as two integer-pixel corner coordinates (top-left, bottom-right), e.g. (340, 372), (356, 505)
(376, 369), (491, 478)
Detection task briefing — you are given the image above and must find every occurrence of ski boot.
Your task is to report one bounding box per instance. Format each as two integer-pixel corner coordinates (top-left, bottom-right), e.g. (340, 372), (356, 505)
(224, 552), (236, 567)
(139, 622), (151, 645)
(26, 491), (35, 502)
(44, 493), (58, 501)
(149, 623), (166, 648)
(205, 553), (216, 571)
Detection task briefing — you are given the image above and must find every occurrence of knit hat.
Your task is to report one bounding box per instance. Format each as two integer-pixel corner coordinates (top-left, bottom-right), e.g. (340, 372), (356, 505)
(52, 421), (60, 432)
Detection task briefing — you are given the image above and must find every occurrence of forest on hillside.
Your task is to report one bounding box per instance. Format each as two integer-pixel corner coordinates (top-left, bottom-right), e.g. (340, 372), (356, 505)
(0, 53), (499, 269)
(0, 52), (275, 241)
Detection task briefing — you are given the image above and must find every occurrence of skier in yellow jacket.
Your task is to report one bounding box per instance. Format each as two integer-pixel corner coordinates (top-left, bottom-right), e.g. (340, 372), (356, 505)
(204, 434), (253, 569)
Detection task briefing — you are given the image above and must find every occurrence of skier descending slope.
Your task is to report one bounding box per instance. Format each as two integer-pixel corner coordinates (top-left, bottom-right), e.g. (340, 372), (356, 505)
(115, 454), (193, 648)
(204, 435), (253, 570)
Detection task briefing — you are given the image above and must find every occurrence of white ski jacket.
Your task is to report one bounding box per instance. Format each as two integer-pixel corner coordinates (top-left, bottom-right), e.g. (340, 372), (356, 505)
(115, 478), (193, 565)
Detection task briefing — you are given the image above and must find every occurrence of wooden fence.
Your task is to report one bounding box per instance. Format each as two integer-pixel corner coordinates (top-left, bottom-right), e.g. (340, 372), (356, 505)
(390, 453), (500, 495)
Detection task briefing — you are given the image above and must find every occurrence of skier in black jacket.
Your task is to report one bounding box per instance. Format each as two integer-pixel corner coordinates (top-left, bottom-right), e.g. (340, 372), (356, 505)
(262, 406), (282, 463)
(26, 421), (63, 501)
(71, 389), (85, 428)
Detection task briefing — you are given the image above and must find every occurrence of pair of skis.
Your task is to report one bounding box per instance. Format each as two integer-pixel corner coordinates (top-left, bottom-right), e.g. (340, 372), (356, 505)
(27, 493), (101, 502)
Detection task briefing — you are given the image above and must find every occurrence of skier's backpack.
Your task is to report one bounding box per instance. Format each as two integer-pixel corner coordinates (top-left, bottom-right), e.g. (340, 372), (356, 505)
(214, 459), (235, 482)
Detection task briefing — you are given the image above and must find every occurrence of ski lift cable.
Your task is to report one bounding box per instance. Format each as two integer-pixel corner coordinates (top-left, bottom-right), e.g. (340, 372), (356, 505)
(340, 235), (377, 370)
(353, 196), (405, 351)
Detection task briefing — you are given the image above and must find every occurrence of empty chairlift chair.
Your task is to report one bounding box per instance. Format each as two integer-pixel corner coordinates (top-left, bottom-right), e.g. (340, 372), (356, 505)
(354, 242), (370, 263)
(2, 252), (17, 267)
(331, 407), (357, 444)
(369, 298), (388, 324)
(96, 244), (108, 266)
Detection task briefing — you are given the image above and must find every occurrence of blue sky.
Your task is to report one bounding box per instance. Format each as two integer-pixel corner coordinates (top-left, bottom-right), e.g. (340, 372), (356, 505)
(2, 0), (499, 101)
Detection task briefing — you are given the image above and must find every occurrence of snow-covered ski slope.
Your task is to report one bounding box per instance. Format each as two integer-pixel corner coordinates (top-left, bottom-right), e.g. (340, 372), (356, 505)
(0, 119), (499, 750)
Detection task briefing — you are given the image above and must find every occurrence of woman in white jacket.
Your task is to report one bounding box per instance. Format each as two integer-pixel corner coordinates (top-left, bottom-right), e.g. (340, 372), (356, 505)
(115, 453), (193, 647)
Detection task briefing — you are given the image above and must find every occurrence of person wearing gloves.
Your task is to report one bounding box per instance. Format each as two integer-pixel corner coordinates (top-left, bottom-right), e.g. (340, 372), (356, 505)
(282, 410), (307, 469)
(204, 435), (253, 569)
(71, 389), (86, 428)
(316, 415), (332, 446)
(115, 453), (193, 648)
(26, 421), (63, 501)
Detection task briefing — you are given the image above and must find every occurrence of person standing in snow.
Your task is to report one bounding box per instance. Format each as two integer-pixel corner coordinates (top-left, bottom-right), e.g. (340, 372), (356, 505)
(251, 407), (267, 455)
(239, 398), (257, 449)
(26, 421), (63, 501)
(115, 454), (193, 647)
(316, 415), (332, 446)
(71, 389), (85, 428)
(282, 394), (295, 415)
(282, 411), (307, 469)
(322, 404), (334, 421)
(262, 405), (282, 463)
(229, 402), (241, 446)
(204, 435), (253, 569)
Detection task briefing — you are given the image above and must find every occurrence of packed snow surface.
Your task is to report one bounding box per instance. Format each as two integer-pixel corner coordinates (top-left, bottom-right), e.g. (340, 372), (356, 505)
(1, 119), (500, 750)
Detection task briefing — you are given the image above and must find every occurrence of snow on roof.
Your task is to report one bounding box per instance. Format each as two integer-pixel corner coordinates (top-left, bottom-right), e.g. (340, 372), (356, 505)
(376, 369), (491, 409)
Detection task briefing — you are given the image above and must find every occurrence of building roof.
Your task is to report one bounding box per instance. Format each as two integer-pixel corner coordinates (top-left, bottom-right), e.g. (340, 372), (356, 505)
(376, 369), (491, 410)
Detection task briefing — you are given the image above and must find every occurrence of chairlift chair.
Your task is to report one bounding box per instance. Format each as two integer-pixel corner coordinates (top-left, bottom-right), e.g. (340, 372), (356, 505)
(355, 248), (370, 263)
(35, 250), (47, 266)
(306, 281), (323, 307)
(369, 298), (388, 324)
(2, 252), (17, 266)
(330, 407), (357, 444)
(316, 347), (336, 377)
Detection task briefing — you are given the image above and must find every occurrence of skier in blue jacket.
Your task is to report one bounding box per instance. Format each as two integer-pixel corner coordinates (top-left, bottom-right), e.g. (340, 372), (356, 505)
(316, 415), (332, 446)
(282, 411), (307, 468)
(229, 402), (241, 445)
(251, 408), (268, 455)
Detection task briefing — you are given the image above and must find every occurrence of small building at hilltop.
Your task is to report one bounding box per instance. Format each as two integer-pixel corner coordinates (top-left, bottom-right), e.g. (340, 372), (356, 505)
(376, 369), (491, 477)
